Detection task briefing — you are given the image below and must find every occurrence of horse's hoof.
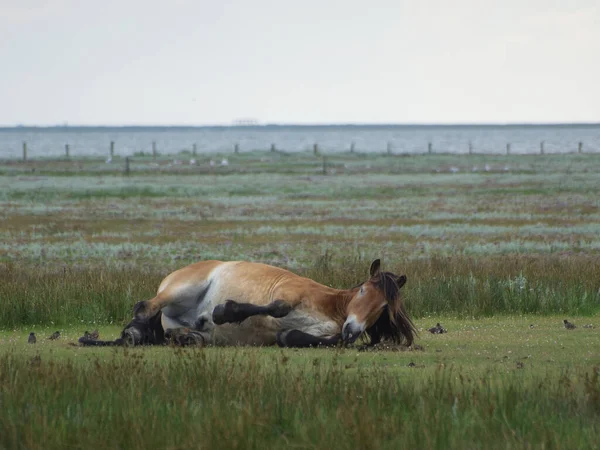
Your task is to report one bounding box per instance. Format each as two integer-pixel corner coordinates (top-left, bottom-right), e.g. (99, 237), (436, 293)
(122, 327), (141, 347)
(212, 300), (238, 324)
(212, 304), (227, 325)
(276, 330), (290, 347)
(269, 300), (293, 318)
(165, 329), (205, 347)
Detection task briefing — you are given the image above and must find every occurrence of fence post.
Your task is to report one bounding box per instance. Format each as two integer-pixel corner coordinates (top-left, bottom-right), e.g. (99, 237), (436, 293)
(506, 143), (510, 155)
(125, 157), (130, 175)
(270, 143), (276, 152)
(350, 142), (355, 153)
(65, 144), (70, 158)
(192, 144), (197, 156)
(540, 141), (544, 155)
(234, 143), (239, 154)
(313, 143), (319, 155)
(387, 142), (392, 154)
(152, 142), (157, 159)
(578, 142), (583, 153)
(428, 142), (432, 154)
(110, 141), (115, 157)
(22, 142), (27, 161)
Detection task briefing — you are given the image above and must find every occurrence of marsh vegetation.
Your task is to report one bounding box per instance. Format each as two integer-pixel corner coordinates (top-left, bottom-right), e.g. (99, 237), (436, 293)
(1, 151), (599, 448)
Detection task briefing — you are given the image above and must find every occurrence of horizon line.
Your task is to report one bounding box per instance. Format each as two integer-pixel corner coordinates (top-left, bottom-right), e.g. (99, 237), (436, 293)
(1, 121), (600, 129)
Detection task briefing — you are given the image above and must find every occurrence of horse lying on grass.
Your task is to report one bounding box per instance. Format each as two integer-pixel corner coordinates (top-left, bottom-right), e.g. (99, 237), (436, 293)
(79, 258), (416, 348)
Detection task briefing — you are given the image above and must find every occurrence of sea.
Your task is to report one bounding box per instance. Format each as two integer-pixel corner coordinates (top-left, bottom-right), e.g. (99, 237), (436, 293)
(0, 124), (599, 159)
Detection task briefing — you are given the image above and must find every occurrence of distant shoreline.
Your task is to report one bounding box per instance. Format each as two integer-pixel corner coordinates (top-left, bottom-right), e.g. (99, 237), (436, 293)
(1, 123), (599, 131)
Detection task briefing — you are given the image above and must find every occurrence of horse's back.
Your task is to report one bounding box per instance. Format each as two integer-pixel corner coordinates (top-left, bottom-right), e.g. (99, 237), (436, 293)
(204, 260), (307, 306)
(157, 260), (306, 313)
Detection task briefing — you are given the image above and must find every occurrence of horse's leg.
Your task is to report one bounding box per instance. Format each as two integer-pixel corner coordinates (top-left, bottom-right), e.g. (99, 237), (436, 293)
(133, 292), (174, 322)
(164, 328), (205, 347)
(276, 329), (341, 348)
(212, 299), (293, 325)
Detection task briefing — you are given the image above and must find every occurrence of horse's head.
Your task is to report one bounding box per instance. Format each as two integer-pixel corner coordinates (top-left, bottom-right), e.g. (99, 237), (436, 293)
(342, 259), (416, 346)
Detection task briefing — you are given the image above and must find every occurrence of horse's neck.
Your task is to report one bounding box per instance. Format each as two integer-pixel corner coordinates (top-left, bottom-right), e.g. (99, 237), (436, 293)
(317, 288), (356, 324)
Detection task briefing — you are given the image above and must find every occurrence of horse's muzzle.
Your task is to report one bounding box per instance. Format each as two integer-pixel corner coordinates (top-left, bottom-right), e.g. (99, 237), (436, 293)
(341, 321), (363, 344)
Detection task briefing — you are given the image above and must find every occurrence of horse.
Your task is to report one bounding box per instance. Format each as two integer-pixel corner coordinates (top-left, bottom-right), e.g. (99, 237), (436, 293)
(79, 258), (416, 348)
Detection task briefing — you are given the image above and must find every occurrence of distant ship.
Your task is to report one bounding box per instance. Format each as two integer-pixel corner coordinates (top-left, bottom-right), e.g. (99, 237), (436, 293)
(232, 119), (259, 126)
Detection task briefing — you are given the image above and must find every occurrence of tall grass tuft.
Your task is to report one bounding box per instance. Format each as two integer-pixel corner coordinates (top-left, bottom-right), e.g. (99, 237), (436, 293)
(0, 264), (166, 328)
(303, 254), (600, 317)
(1, 254), (598, 328)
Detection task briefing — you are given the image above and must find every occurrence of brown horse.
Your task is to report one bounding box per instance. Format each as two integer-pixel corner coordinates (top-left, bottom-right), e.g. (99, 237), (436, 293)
(80, 259), (416, 348)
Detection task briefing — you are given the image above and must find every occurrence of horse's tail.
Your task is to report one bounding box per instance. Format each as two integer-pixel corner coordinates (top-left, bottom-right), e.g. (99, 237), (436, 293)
(78, 337), (124, 346)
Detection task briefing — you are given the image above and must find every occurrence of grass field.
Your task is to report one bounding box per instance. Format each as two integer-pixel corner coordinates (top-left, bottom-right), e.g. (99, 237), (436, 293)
(1, 151), (599, 449)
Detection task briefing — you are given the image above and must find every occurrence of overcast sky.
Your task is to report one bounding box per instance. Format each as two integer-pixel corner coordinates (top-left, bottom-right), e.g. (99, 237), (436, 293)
(1, 0), (599, 125)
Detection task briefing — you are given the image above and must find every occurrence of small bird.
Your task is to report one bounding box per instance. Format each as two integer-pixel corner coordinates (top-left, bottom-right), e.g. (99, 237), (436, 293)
(529, 324), (535, 329)
(90, 329), (99, 340)
(408, 362), (416, 367)
(516, 362), (524, 369)
(28, 332), (36, 344)
(428, 323), (447, 334)
(48, 331), (60, 340)
(563, 320), (576, 330)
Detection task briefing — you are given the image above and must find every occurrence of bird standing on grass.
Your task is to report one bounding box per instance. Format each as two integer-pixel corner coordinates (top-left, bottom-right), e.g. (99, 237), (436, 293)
(563, 320), (576, 330)
(28, 332), (36, 344)
(48, 331), (61, 340)
(428, 323), (447, 334)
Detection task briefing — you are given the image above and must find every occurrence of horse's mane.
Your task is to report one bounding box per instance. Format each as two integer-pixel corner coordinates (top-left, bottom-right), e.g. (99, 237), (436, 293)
(365, 271), (416, 346)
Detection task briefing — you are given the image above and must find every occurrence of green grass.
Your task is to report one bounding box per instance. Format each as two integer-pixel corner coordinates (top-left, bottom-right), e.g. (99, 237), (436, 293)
(1, 317), (599, 450)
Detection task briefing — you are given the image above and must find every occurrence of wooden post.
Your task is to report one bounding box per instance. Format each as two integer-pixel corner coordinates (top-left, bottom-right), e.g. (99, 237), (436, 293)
(65, 144), (70, 158)
(428, 142), (432, 154)
(540, 141), (544, 155)
(469, 141), (473, 154)
(234, 143), (239, 154)
(313, 143), (319, 155)
(22, 142), (27, 161)
(125, 157), (130, 175)
(110, 141), (115, 157)
(350, 142), (355, 153)
(578, 142), (583, 153)
(506, 143), (510, 155)
(152, 142), (157, 159)
(387, 142), (392, 154)
(270, 143), (276, 152)
(192, 144), (197, 156)
(322, 156), (327, 175)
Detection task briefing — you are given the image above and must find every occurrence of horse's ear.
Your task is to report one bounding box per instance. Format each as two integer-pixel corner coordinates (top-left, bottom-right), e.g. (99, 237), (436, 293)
(369, 259), (381, 277)
(397, 275), (407, 289)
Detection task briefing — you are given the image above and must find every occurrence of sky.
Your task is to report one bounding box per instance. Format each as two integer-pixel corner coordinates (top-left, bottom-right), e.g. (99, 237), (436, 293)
(1, 0), (599, 125)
